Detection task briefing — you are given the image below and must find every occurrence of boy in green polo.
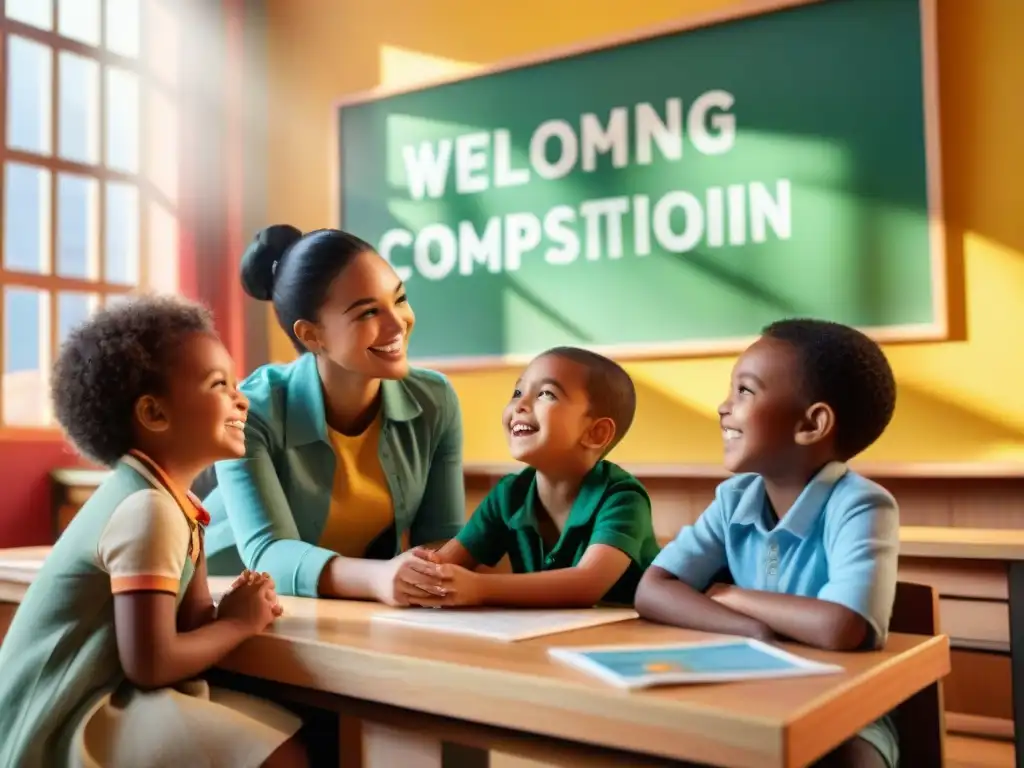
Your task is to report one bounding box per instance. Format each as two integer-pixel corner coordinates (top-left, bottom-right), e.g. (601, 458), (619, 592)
(418, 347), (660, 608)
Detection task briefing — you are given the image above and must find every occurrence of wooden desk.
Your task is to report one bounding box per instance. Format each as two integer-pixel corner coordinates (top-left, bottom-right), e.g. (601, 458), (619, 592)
(0, 548), (948, 768)
(900, 526), (1024, 562)
(899, 527), (1024, 766)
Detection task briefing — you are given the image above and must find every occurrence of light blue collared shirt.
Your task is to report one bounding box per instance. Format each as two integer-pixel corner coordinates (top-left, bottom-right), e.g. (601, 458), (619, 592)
(653, 462), (900, 765)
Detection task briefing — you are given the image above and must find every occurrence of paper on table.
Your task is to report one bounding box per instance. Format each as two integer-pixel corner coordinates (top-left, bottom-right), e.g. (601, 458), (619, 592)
(549, 638), (845, 689)
(371, 607), (639, 642)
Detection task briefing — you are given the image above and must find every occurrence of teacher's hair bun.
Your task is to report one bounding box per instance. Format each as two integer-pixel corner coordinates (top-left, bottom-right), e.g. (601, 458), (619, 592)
(240, 224), (303, 301)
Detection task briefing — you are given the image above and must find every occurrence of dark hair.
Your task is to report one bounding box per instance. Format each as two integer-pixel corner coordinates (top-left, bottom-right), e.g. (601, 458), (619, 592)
(541, 346), (637, 452)
(240, 225), (376, 352)
(51, 296), (214, 466)
(762, 318), (896, 460)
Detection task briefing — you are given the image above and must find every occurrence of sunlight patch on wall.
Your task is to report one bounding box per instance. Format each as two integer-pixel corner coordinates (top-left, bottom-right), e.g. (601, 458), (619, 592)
(379, 45), (479, 89)
(626, 358), (733, 420)
(884, 230), (1024, 433)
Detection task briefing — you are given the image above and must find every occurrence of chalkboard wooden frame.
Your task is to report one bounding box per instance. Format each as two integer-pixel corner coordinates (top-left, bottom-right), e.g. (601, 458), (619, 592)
(331, 0), (945, 369)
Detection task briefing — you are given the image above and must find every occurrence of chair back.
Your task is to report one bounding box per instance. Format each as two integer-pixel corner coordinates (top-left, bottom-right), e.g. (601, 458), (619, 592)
(887, 581), (944, 768)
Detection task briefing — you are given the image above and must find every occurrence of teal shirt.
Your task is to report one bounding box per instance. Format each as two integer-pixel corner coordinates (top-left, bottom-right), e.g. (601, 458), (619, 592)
(456, 461), (660, 605)
(0, 459), (196, 768)
(203, 353), (466, 597)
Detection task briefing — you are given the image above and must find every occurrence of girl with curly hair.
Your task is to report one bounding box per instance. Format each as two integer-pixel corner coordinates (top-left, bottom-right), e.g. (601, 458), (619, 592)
(0, 296), (308, 767)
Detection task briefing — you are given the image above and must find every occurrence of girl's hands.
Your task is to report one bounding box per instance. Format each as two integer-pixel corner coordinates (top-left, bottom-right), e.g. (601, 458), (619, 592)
(217, 571), (282, 633)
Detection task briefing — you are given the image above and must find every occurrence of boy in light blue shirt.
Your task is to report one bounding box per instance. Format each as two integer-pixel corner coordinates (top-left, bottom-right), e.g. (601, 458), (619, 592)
(636, 319), (900, 768)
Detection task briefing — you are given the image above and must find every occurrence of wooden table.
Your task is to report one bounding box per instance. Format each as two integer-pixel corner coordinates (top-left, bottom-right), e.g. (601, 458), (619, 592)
(901, 526), (1024, 766)
(0, 547), (949, 767)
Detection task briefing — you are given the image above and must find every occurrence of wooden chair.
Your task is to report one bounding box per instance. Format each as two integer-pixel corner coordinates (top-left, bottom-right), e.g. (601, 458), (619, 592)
(888, 581), (945, 767)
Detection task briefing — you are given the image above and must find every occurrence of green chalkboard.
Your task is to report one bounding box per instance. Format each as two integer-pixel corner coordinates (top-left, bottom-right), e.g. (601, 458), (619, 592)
(337, 0), (945, 367)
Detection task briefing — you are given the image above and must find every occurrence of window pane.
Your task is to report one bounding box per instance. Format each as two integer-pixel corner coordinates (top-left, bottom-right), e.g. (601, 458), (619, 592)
(147, 89), (178, 202)
(148, 199), (178, 293)
(3, 287), (51, 426)
(58, 291), (98, 346)
(58, 52), (100, 164)
(105, 292), (131, 309)
(106, 0), (140, 59)
(58, 0), (101, 46)
(57, 174), (99, 279)
(105, 182), (139, 284)
(5, 0), (53, 30)
(7, 36), (52, 155)
(145, 1), (176, 83)
(3, 163), (51, 274)
(105, 67), (139, 172)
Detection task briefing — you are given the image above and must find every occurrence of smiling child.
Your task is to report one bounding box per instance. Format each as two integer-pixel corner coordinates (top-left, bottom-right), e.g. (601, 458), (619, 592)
(0, 297), (307, 767)
(635, 319), (900, 768)
(415, 347), (660, 608)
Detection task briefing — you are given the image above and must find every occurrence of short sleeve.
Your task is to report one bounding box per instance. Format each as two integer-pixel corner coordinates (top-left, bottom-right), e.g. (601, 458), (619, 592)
(97, 489), (190, 595)
(589, 489), (653, 563)
(651, 495), (729, 590)
(817, 491), (900, 648)
(455, 485), (509, 567)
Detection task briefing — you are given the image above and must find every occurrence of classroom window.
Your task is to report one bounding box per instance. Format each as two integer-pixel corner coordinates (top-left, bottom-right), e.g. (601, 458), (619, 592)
(0, 0), (179, 430)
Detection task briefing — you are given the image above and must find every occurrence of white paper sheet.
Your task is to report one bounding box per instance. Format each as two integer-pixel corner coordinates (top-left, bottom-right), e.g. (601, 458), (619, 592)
(371, 607), (639, 642)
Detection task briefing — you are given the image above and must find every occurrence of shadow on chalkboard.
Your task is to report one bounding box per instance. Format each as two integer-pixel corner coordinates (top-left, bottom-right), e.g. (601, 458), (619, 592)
(661, 248), (800, 318)
(500, 276), (595, 343)
(423, 183), (600, 348)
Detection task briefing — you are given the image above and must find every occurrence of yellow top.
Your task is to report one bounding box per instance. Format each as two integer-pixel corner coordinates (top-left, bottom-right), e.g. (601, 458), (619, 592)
(318, 414), (395, 558)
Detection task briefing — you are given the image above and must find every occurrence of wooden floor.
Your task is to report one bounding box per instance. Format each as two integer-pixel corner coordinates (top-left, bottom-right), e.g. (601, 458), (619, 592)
(946, 734), (1014, 767)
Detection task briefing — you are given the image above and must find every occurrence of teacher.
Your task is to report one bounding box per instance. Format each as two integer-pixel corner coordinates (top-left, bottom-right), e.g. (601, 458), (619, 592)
(202, 225), (463, 604)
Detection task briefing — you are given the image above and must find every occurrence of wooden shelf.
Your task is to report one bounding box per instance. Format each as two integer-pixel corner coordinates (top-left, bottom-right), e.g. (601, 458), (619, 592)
(900, 526), (1024, 560)
(50, 468), (109, 485)
(51, 462), (1024, 489)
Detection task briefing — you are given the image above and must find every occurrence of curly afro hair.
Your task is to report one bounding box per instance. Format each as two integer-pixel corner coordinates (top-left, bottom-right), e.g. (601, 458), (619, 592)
(762, 318), (896, 460)
(51, 296), (214, 466)
(540, 346), (637, 453)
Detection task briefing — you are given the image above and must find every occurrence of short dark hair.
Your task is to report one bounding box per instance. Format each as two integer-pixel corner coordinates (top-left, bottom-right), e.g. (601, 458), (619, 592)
(51, 296), (214, 466)
(762, 318), (896, 460)
(240, 225), (376, 353)
(541, 346), (637, 452)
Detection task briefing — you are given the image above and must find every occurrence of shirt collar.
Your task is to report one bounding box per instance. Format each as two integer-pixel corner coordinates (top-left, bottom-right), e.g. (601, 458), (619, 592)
(732, 461), (848, 539)
(123, 450), (211, 526)
(509, 462), (609, 532)
(284, 353), (423, 448)
(381, 377), (423, 422)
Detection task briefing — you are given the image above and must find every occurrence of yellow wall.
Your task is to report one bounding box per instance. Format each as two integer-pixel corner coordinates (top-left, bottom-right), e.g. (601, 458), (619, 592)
(265, 0), (1024, 465)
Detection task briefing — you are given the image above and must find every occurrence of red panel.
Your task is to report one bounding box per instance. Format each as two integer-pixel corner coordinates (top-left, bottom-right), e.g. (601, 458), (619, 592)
(0, 440), (93, 547)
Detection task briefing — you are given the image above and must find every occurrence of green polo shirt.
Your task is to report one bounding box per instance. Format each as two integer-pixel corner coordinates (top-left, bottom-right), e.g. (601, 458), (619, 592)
(456, 460), (661, 605)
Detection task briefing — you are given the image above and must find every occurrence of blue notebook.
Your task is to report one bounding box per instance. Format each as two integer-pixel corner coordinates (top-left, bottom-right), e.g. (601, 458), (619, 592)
(549, 638), (844, 689)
